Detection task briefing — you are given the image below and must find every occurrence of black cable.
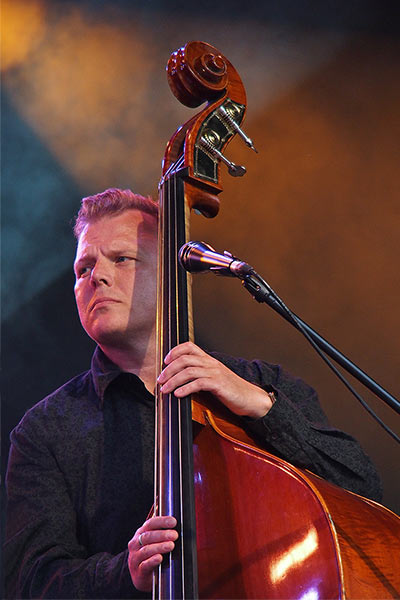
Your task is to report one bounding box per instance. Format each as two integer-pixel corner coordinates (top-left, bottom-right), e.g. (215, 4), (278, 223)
(242, 270), (400, 445)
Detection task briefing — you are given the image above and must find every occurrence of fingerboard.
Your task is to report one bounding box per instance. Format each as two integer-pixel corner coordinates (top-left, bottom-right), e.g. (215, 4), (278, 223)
(154, 164), (198, 600)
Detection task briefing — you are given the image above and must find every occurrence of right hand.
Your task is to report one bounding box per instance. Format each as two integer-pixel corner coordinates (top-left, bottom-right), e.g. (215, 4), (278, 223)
(128, 516), (178, 592)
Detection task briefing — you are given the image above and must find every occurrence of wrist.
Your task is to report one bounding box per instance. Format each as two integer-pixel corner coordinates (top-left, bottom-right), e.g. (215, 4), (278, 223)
(245, 389), (276, 419)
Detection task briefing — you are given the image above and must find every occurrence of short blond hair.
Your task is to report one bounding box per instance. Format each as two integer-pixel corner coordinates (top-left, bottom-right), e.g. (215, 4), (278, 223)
(74, 188), (158, 238)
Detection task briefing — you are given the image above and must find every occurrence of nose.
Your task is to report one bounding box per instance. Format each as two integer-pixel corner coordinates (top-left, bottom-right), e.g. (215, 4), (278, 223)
(90, 259), (113, 287)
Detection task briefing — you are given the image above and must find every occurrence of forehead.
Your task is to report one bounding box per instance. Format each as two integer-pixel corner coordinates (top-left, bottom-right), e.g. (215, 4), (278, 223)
(76, 210), (157, 255)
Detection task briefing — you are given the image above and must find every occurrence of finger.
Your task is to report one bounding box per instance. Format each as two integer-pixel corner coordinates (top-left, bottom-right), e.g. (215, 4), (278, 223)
(130, 538), (177, 577)
(158, 356), (204, 384)
(133, 540), (176, 569)
(159, 364), (213, 392)
(139, 516), (177, 533)
(129, 551), (163, 592)
(129, 517), (178, 553)
(159, 353), (218, 386)
(137, 528), (179, 548)
(168, 378), (214, 398)
(137, 552), (163, 574)
(141, 540), (176, 560)
(164, 342), (204, 365)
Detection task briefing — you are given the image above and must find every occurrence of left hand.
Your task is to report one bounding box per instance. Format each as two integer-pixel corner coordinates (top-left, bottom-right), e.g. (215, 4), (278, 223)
(157, 342), (274, 419)
(127, 516), (178, 592)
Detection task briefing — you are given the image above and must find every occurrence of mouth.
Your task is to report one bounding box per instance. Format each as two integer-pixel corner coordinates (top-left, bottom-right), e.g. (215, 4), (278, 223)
(90, 298), (120, 311)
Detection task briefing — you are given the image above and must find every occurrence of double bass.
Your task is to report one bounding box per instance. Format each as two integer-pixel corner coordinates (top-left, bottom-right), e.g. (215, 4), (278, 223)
(154, 41), (400, 599)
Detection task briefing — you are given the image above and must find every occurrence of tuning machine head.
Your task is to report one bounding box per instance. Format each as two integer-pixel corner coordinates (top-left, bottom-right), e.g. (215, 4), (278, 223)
(216, 104), (258, 153)
(199, 132), (247, 177)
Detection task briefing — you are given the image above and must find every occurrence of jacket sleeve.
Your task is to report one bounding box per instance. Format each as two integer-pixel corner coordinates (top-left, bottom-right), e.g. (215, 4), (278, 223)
(4, 417), (146, 600)
(212, 352), (383, 502)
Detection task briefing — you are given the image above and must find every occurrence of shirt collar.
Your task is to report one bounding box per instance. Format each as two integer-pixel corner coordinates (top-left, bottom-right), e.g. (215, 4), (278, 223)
(90, 346), (122, 407)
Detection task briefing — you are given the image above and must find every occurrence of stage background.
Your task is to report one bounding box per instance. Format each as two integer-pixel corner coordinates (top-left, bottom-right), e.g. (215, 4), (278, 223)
(2, 0), (399, 550)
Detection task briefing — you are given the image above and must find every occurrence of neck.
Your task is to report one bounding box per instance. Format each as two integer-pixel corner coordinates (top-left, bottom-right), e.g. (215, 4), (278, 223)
(100, 331), (157, 393)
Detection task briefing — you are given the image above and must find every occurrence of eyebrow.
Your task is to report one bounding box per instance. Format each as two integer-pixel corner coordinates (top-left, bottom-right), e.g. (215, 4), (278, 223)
(73, 245), (141, 267)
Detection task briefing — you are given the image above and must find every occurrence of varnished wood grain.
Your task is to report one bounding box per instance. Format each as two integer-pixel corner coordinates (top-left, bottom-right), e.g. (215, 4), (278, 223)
(192, 411), (400, 599)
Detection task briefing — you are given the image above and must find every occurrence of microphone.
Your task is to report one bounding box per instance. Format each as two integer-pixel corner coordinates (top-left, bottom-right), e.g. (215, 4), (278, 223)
(178, 241), (254, 277)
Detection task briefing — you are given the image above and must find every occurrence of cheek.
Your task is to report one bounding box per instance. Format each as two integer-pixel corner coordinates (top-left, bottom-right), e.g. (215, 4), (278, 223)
(120, 271), (139, 298)
(74, 284), (87, 315)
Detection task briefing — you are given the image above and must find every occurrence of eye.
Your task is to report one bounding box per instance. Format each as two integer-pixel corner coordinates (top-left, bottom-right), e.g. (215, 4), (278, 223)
(115, 256), (130, 264)
(76, 265), (91, 278)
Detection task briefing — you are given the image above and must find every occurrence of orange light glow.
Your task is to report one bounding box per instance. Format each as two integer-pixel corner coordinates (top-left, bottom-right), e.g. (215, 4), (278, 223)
(2, 2), (159, 191)
(1, 0), (46, 71)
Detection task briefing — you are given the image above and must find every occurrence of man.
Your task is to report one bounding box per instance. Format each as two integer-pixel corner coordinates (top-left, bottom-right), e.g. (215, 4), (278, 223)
(5, 188), (382, 599)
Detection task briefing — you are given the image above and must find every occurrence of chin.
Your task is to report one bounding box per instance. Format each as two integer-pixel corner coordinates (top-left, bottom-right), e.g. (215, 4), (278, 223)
(85, 320), (129, 347)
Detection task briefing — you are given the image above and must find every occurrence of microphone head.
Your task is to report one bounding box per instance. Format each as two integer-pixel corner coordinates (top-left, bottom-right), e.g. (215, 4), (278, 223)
(179, 241), (253, 277)
(178, 241), (219, 273)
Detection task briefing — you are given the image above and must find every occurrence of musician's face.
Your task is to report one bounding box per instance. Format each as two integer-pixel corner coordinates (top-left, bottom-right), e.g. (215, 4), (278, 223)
(74, 210), (158, 350)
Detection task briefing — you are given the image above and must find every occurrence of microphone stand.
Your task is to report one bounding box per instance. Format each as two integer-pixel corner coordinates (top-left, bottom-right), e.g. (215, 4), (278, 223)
(242, 271), (400, 415)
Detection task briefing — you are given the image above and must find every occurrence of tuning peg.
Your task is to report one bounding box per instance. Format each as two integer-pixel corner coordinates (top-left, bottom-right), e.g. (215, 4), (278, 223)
(217, 105), (258, 153)
(199, 133), (246, 177)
